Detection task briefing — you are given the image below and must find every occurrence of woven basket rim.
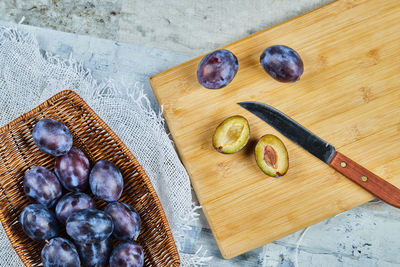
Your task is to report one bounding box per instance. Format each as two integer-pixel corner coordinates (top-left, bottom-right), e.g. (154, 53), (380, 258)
(0, 90), (180, 266)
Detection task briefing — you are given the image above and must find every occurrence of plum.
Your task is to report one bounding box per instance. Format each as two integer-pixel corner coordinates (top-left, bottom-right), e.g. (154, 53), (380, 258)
(66, 209), (114, 244)
(197, 49), (238, 89)
(32, 119), (73, 156)
(55, 192), (96, 224)
(20, 204), (59, 242)
(255, 134), (289, 177)
(23, 166), (62, 208)
(55, 147), (90, 192)
(41, 237), (80, 267)
(212, 115), (250, 154)
(89, 160), (124, 202)
(109, 242), (144, 267)
(105, 202), (141, 241)
(260, 45), (303, 82)
(77, 238), (113, 267)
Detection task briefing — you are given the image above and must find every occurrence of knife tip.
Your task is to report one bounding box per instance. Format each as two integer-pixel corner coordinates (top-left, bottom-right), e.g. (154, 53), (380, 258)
(237, 101), (255, 108)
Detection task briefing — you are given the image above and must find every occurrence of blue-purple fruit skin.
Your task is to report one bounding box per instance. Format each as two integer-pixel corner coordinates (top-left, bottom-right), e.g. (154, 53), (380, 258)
(41, 237), (80, 267)
(66, 209), (114, 244)
(260, 45), (304, 83)
(89, 160), (124, 202)
(23, 166), (62, 208)
(197, 49), (239, 89)
(20, 204), (59, 242)
(105, 202), (141, 241)
(32, 119), (73, 156)
(77, 238), (113, 267)
(55, 192), (96, 225)
(55, 147), (90, 192)
(109, 242), (144, 267)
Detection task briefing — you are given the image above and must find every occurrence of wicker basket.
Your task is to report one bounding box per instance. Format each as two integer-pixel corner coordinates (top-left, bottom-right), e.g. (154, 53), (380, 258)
(0, 90), (180, 266)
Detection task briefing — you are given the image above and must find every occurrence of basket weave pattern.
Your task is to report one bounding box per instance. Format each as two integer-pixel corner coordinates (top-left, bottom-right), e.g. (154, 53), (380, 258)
(0, 90), (180, 266)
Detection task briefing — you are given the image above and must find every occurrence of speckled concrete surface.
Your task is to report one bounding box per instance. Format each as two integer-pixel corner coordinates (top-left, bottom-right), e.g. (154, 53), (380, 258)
(117, 0), (334, 54)
(0, 0), (334, 55)
(0, 0), (122, 39)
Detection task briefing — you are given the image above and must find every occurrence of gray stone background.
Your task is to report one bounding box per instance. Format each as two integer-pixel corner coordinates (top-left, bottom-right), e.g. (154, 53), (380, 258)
(0, 0), (333, 55)
(1, 0), (400, 266)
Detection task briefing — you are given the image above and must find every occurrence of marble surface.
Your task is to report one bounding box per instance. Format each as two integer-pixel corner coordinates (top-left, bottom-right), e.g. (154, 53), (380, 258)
(0, 0), (400, 266)
(0, 0), (334, 55)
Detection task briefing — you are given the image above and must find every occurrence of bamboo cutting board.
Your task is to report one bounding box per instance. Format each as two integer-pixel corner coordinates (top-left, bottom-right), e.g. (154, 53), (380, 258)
(150, 0), (400, 259)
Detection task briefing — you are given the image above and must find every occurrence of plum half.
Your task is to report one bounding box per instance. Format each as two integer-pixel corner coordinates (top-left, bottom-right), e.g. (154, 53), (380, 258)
(255, 134), (288, 177)
(212, 115), (250, 154)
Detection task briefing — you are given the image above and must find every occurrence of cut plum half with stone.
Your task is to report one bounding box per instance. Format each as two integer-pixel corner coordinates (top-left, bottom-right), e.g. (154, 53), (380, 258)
(212, 115), (250, 154)
(255, 134), (288, 177)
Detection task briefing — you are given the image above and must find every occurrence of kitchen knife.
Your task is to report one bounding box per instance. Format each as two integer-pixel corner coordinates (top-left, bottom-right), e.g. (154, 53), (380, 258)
(238, 101), (400, 208)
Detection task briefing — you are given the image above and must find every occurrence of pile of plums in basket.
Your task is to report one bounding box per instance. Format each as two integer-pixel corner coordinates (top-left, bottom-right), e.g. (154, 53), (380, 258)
(20, 119), (143, 267)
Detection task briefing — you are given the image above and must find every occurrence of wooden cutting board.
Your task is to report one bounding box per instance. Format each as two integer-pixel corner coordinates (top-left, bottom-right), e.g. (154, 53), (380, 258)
(150, 0), (400, 259)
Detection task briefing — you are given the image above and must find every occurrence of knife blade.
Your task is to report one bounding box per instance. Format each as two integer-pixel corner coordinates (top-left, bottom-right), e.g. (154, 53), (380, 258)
(238, 102), (336, 164)
(238, 101), (400, 208)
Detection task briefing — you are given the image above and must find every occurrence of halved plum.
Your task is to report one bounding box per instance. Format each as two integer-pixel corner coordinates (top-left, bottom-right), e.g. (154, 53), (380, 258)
(255, 134), (288, 177)
(212, 115), (250, 154)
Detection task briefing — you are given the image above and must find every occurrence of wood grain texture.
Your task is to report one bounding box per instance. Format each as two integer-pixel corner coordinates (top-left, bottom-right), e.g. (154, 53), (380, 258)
(150, 0), (400, 259)
(329, 152), (400, 208)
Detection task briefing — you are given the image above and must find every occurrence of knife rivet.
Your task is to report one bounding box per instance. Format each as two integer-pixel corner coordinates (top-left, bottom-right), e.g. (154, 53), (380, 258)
(361, 176), (368, 182)
(340, 161), (347, 168)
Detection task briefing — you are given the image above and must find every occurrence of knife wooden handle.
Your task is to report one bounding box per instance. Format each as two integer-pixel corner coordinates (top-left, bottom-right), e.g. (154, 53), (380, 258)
(329, 152), (400, 208)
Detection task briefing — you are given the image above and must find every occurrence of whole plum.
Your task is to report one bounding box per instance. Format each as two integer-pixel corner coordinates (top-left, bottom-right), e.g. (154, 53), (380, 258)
(260, 45), (304, 83)
(55, 147), (90, 192)
(77, 238), (113, 267)
(109, 242), (144, 267)
(32, 119), (73, 156)
(66, 209), (114, 244)
(105, 202), (141, 241)
(41, 237), (80, 267)
(55, 192), (96, 224)
(20, 204), (59, 242)
(197, 49), (238, 89)
(23, 166), (62, 208)
(89, 160), (124, 202)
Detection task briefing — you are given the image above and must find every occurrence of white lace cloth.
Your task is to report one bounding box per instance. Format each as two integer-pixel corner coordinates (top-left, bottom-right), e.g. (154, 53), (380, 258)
(0, 25), (208, 266)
